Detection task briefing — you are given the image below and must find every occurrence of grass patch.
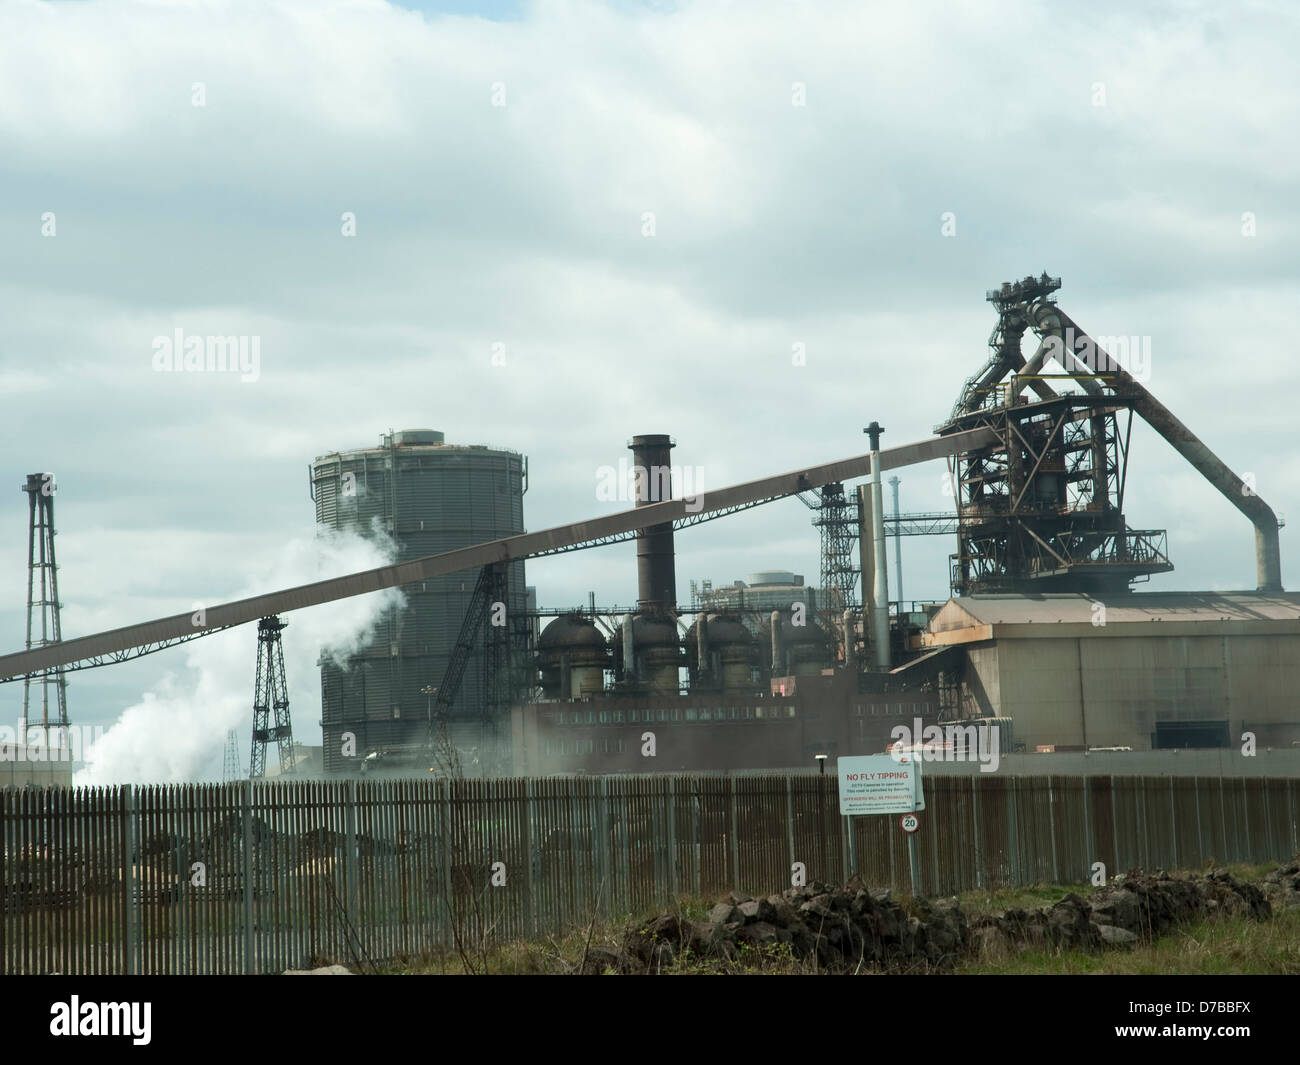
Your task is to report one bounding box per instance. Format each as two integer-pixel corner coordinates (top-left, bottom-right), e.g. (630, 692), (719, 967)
(954, 859), (1280, 917)
(960, 906), (1300, 975)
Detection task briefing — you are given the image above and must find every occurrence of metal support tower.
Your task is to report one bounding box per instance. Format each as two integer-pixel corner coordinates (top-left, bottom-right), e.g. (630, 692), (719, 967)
(424, 561), (529, 770)
(249, 616), (294, 778)
(937, 274), (1174, 596)
(797, 482), (859, 654)
(22, 473), (68, 745)
(222, 728), (243, 781)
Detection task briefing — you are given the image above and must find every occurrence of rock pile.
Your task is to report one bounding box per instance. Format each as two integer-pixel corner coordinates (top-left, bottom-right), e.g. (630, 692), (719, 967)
(971, 870), (1272, 958)
(1261, 859), (1300, 910)
(597, 877), (963, 974)
(596, 864), (1288, 975)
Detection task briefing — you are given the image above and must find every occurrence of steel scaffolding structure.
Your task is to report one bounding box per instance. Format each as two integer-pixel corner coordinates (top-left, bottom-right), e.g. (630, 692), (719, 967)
(21, 472), (68, 744)
(250, 616), (294, 778)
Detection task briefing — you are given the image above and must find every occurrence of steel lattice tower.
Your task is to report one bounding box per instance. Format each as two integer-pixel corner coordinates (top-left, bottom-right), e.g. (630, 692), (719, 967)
(22, 472), (69, 745)
(813, 482), (860, 641)
(250, 616), (294, 778)
(222, 728), (243, 781)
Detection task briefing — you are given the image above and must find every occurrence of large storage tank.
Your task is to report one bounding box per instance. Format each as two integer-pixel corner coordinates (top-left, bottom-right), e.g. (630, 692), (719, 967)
(613, 614), (681, 694)
(538, 614), (609, 699)
(311, 430), (527, 772)
(685, 613), (759, 692)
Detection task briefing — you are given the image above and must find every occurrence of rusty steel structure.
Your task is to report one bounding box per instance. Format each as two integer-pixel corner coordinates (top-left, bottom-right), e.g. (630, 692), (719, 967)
(938, 274), (1282, 596)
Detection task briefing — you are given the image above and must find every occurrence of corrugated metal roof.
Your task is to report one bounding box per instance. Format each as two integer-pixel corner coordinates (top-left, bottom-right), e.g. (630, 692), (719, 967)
(933, 591), (1300, 630)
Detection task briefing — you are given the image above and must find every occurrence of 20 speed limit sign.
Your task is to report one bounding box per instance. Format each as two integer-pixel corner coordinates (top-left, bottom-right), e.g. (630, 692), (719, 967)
(899, 813), (920, 834)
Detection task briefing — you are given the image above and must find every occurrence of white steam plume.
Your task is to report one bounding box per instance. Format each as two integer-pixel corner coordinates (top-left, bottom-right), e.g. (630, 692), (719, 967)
(74, 526), (404, 784)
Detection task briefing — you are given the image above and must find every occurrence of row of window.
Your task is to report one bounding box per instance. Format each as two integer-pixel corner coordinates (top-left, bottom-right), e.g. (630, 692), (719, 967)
(853, 704), (932, 716)
(547, 703), (930, 726)
(544, 738), (627, 757)
(551, 706), (798, 726)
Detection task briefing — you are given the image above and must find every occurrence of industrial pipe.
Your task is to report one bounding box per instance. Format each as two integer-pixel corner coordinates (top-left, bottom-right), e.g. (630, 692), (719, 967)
(622, 612), (635, 681)
(871, 461), (890, 669)
(770, 610), (782, 675)
(1027, 301), (1283, 591)
(865, 424), (891, 670)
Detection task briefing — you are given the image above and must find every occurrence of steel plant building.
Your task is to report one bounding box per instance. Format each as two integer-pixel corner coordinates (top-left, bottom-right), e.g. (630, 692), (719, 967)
(310, 430), (527, 772)
(920, 592), (1300, 753)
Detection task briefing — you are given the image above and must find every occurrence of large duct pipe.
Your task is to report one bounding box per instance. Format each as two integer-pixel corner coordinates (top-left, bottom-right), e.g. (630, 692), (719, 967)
(842, 608), (855, 670)
(871, 456), (891, 668)
(697, 613), (709, 673)
(889, 476), (904, 607)
(769, 610), (783, 674)
(866, 423), (891, 669)
(1008, 337), (1062, 404)
(622, 612), (635, 680)
(629, 434), (678, 613)
(858, 484), (874, 658)
(1027, 301), (1283, 592)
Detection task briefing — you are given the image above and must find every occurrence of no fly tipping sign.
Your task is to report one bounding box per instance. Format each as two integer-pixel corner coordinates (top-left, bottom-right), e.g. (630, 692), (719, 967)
(836, 754), (925, 816)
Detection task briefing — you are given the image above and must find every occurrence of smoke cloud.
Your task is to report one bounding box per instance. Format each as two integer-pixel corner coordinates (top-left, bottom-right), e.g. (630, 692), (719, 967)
(74, 526), (403, 785)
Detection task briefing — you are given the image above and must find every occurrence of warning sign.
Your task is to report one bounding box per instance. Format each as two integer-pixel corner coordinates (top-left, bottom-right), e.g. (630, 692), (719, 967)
(836, 754), (924, 816)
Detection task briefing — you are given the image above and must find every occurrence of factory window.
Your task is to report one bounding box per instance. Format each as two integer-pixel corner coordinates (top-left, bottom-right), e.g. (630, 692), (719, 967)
(700, 709), (713, 721)
(685, 709), (697, 722)
(556, 712), (566, 725)
(786, 707), (796, 718)
(744, 707), (754, 720)
(613, 711), (624, 723)
(586, 712), (597, 724)
(599, 711), (611, 724)
(617, 740), (626, 753)
(657, 710), (669, 722)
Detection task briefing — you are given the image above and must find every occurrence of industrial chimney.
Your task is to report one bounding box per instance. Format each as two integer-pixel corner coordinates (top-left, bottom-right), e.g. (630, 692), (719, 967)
(630, 434), (678, 614)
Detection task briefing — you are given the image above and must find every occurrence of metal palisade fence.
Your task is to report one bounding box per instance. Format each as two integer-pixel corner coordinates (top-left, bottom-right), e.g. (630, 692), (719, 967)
(1, 774), (1298, 974)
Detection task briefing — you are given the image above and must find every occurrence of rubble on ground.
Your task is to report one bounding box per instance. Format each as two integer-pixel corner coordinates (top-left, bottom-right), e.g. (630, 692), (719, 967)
(598, 861), (1290, 974)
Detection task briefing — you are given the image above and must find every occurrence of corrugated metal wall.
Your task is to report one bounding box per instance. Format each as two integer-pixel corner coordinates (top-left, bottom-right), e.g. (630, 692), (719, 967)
(311, 441), (527, 771)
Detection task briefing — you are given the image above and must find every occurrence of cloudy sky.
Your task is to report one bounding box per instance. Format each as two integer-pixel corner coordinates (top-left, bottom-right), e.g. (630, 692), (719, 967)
(1, 0), (1296, 780)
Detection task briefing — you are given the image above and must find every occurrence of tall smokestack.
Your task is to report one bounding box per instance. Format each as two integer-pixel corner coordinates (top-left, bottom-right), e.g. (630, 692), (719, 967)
(630, 434), (677, 613)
